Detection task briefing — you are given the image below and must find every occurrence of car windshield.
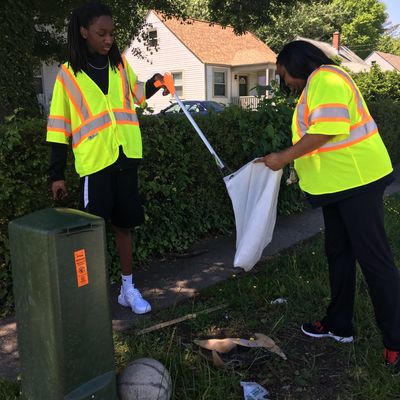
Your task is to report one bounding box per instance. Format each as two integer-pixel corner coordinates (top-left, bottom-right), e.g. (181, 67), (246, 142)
(204, 101), (225, 112)
(187, 103), (206, 113)
(163, 103), (182, 114)
(161, 101), (225, 114)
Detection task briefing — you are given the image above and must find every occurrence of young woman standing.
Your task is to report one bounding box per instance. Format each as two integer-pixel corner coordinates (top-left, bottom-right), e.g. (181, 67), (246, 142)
(47, 2), (167, 314)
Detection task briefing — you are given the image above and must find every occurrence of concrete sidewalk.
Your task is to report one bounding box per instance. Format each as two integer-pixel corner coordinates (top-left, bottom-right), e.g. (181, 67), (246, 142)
(1, 171), (400, 379)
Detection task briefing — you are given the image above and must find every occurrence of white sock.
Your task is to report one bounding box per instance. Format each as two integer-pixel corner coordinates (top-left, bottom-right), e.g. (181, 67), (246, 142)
(121, 274), (133, 291)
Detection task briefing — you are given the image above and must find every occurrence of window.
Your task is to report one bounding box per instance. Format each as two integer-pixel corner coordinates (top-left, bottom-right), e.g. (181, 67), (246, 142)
(148, 30), (158, 47)
(268, 68), (275, 84)
(172, 72), (183, 97)
(213, 71), (226, 97)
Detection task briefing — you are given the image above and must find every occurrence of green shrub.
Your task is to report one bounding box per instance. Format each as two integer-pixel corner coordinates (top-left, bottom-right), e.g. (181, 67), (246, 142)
(0, 114), (50, 315)
(1, 99), (398, 316)
(0, 0), (39, 119)
(352, 64), (400, 102)
(368, 101), (400, 162)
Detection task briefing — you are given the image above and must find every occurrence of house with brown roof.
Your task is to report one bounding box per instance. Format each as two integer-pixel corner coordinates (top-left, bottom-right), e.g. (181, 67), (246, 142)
(364, 51), (400, 72)
(124, 11), (277, 112)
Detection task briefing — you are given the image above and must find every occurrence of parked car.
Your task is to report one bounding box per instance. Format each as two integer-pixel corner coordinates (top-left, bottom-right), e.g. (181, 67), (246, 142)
(157, 100), (225, 115)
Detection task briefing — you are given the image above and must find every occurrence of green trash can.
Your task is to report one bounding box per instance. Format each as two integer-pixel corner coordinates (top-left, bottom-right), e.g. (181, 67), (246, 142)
(8, 208), (117, 400)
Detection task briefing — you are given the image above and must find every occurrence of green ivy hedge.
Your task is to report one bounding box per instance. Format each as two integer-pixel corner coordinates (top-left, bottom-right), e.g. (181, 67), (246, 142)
(1, 100), (399, 316)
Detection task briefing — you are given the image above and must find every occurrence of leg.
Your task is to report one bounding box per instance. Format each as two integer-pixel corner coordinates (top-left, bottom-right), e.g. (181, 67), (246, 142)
(112, 225), (133, 276)
(111, 165), (144, 275)
(338, 189), (400, 350)
(321, 202), (356, 337)
(112, 166), (150, 314)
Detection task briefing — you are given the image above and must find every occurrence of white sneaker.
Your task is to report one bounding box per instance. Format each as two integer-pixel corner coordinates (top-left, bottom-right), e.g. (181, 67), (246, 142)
(118, 285), (151, 314)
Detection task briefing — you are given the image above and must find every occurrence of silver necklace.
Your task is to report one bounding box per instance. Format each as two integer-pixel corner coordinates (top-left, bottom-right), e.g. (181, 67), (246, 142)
(87, 60), (109, 70)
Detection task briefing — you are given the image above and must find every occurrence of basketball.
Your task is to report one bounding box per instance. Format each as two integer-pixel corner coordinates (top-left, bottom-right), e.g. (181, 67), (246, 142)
(117, 358), (172, 400)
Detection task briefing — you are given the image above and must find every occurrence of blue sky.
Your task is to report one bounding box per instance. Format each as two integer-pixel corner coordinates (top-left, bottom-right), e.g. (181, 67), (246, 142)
(382, 0), (400, 25)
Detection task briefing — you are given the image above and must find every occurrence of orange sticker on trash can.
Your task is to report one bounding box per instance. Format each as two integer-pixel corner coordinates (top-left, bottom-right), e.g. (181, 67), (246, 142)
(74, 249), (89, 287)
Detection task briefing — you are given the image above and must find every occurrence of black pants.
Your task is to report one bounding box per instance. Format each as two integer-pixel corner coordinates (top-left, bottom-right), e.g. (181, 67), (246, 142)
(321, 187), (400, 350)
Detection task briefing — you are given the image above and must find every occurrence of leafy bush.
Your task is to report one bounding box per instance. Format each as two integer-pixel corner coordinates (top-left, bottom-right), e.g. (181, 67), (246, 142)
(0, 103), (300, 315)
(0, 114), (50, 315)
(368, 101), (400, 162)
(352, 64), (400, 102)
(1, 99), (399, 316)
(0, 0), (39, 119)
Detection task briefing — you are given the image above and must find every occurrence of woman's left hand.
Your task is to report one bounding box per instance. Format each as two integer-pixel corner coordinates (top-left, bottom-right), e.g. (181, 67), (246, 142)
(153, 73), (169, 95)
(255, 152), (289, 171)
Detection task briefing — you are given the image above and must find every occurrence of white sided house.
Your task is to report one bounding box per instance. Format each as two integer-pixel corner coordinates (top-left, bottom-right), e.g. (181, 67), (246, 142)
(365, 51), (400, 72)
(124, 11), (277, 113)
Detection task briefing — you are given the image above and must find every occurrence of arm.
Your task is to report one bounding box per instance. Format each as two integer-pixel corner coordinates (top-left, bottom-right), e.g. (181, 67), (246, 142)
(49, 143), (68, 200)
(255, 133), (332, 171)
(46, 68), (71, 200)
(145, 73), (168, 99)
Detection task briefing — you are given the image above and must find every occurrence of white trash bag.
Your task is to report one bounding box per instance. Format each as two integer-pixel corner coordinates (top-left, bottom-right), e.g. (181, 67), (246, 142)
(157, 74), (282, 272)
(224, 160), (282, 271)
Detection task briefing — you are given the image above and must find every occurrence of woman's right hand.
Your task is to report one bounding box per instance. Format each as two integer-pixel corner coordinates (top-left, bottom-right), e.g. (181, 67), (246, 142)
(51, 180), (68, 200)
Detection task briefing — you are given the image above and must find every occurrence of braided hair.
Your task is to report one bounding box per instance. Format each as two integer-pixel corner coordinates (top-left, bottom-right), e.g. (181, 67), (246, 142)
(67, 2), (123, 74)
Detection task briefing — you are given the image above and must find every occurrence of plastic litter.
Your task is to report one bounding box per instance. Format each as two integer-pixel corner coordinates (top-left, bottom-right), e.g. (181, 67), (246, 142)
(270, 298), (287, 305)
(156, 73), (282, 271)
(240, 381), (270, 400)
(224, 161), (282, 270)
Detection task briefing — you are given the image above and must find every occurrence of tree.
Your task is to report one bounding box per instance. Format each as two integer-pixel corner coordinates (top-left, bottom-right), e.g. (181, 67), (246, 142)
(255, 0), (386, 57)
(174, 0), (210, 20)
(376, 25), (400, 56)
(0, 0), (187, 117)
(255, 1), (339, 53)
(0, 0), (39, 119)
(334, 0), (386, 59)
(206, 0), (303, 34)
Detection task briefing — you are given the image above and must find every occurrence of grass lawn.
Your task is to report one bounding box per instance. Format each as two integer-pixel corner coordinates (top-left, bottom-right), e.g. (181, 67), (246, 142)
(2, 193), (400, 399)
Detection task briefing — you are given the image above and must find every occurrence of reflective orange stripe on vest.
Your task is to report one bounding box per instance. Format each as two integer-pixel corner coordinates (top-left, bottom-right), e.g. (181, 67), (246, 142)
(295, 65), (378, 154)
(47, 115), (72, 137)
(58, 65), (92, 121)
(56, 64), (139, 148)
(118, 64), (132, 109)
(71, 111), (112, 147)
(112, 109), (139, 125)
(132, 81), (145, 105)
(309, 103), (350, 125)
(121, 55), (145, 105)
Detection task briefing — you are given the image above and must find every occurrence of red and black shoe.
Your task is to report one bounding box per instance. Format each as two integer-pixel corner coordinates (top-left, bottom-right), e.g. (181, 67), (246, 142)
(384, 348), (400, 375)
(301, 321), (353, 343)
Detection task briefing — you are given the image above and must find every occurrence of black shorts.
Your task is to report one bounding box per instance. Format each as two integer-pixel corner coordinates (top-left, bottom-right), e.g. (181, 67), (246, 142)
(79, 164), (144, 229)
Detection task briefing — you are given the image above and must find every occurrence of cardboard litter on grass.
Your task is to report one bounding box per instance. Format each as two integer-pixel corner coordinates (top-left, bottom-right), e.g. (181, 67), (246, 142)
(193, 333), (287, 369)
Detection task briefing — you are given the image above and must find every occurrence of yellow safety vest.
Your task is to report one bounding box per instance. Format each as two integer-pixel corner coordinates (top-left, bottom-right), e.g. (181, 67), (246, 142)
(292, 65), (392, 195)
(46, 56), (146, 177)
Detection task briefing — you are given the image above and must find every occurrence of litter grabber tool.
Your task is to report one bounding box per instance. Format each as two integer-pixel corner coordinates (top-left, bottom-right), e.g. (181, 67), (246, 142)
(155, 73), (229, 174)
(155, 73), (283, 271)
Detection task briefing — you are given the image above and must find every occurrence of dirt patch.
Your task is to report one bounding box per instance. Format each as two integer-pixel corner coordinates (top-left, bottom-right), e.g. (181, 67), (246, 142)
(180, 322), (352, 400)
(262, 324), (352, 400)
